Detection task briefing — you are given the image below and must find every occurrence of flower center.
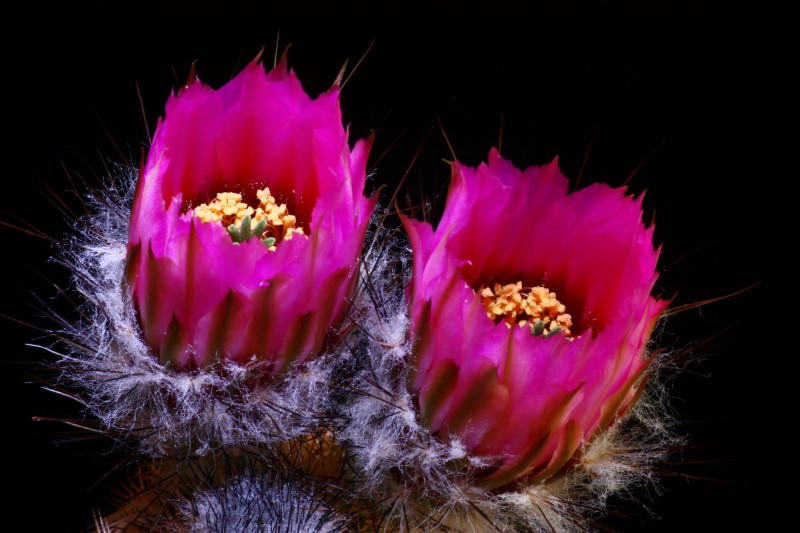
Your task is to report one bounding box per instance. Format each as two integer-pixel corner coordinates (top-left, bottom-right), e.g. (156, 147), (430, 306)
(193, 188), (305, 251)
(480, 282), (573, 338)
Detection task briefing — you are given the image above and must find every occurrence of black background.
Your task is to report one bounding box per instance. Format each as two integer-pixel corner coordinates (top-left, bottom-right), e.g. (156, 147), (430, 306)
(1, 18), (789, 532)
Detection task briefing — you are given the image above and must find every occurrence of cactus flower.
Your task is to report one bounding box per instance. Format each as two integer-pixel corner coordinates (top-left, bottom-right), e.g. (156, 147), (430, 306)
(403, 149), (668, 489)
(126, 59), (374, 371)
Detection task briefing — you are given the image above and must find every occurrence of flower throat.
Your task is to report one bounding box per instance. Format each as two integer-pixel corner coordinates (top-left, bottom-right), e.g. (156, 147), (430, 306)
(193, 188), (305, 251)
(480, 282), (573, 338)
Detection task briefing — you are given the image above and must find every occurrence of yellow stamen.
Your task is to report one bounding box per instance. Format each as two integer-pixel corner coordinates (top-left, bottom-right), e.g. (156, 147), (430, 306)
(480, 281), (573, 338)
(193, 188), (305, 251)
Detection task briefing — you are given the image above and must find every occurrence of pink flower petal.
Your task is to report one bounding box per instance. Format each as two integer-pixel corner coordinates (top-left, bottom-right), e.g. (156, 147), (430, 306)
(405, 150), (667, 486)
(126, 59), (374, 372)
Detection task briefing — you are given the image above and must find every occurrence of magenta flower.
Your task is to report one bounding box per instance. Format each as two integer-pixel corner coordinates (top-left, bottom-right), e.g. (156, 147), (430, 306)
(403, 149), (668, 489)
(126, 59), (374, 371)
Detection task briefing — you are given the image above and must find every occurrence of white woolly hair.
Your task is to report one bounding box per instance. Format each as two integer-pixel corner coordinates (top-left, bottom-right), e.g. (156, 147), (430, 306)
(49, 163), (682, 532)
(329, 210), (684, 532)
(48, 166), (338, 458)
(180, 470), (347, 533)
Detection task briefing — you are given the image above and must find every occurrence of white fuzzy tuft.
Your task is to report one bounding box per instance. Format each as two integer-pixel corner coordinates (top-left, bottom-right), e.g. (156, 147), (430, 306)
(52, 167), (336, 457)
(328, 210), (683, 532)
(51, 170), (682, 531)
(181, 472), (347, 533)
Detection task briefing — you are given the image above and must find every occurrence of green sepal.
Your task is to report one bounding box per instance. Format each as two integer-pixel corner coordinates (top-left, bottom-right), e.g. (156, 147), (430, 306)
(545, 327), (562, 338)
(227, 223), (242, 243)
(252, 218), (267, 237)
(227, 216), (275, 249)
(239, 214), (252, 241)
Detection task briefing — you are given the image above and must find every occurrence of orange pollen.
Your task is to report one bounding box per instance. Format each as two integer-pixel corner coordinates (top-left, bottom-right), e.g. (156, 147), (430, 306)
(193, 188), (305, 251)
(480, 281), (573, 338)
